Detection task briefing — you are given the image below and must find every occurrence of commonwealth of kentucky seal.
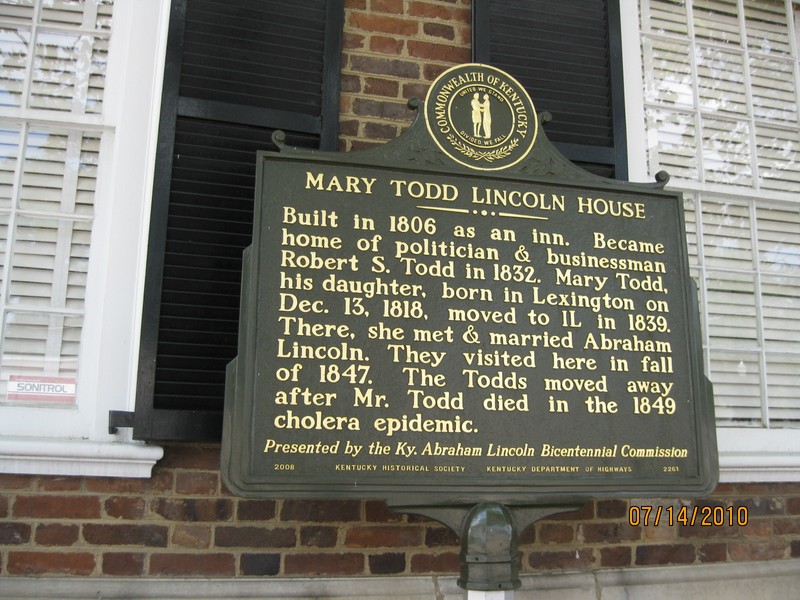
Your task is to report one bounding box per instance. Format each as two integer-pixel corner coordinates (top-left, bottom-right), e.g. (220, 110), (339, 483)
(424, 63), (538, 171)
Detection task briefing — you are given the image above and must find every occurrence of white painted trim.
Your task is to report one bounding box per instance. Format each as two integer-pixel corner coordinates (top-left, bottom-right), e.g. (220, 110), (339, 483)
(0, 561), (797, 599)
(0, 437), (163, 478)
(718, 427), (800, 482)
(619, 0), (649, 183)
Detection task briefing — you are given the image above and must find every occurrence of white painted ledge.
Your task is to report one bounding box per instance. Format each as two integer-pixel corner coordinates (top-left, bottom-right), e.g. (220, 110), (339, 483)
(0, 560), (798, 599)
(0, 437), (163, 479)
(718, 428), (800, 482)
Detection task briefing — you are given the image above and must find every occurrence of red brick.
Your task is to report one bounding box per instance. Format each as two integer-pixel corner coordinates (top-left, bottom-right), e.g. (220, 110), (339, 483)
(792, 540), (800, 558)
(371, 0), (403, 14)
(408, 40), (470, 62)
(738, 497), (785, 516)
(83, 524), (168, 547)
(150, 553), (235, 576)
(176, 471), (218, 495)
(0, 495), (8, 518)
(339, 119), (360, 138)
(215, 526), (295, 548)
(153, 498), (233, 522)
(410, 551), (460, 573)
(284, 552), (364, 575)
(348, 13), (418, 36)
(644, 522), (678, 541)
(350, 139), (383, 151)
(699, 543), (727, 563)
(352, 98), (413, 121)
(425, 526), (459, 547)
(729, 540), (786, 562)
(14, 495), (101, 519)
(678, 520), (738, 539)
(424, 22), (455, 40)
(0, 474), (33, 490)
(600, 546), (631, 567)
(102, 552), (145, 576)
(409, 1), (470, 22)
(369, 552), (406, 574)
(36, 476), (82, 492)
(518, 523), (536, 545)
(774, 517), (800, 535)
(364, 121), (398, 140)
(343, 32), (365, 50)
(743, 517), (772, 537)
(539, 523), (573, 544)
(240, 553), (280, 576)
(345, 525), (423, 547)
(0, 523), (31, 545)
(529, 549), (594, 571)
(596, 499), (628, 519)
(341, 73), (361, 93)
(364, 77), (400, 98)
(786, 496), (800, 515)
(172, 524), (211, 549)
(8, 551), (95, 575)
(775, 481), (800, 495)
(105, 496), (146, 520)
(281, 499), (361, 522)
(580, 522), (640, 544)
(157, 444), (220, 470)
(237, 499), (276, 521)
(365, 500), (403, 523)
(35, 523), (79, 546)
(350, 55), (420, 79)
(712, 483), (737, 494)
(364, 122), (398, 140)
(423, 63), (451, 81)
(345, 0), (367, 9)
(402, 82), (430, 100)
(635, 544), (695, 565)
(734, 483), (781, 494)
(301, 525), (338, 547)
(85, 470), (172, 494)
(370, 35), (404, 55)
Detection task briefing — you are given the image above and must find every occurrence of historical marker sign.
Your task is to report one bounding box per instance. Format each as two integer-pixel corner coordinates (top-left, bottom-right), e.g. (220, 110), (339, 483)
(222, 64), (717, 505)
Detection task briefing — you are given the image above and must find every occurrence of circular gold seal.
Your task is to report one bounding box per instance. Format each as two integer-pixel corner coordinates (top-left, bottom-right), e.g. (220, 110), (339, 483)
(424, 63), (538, 171)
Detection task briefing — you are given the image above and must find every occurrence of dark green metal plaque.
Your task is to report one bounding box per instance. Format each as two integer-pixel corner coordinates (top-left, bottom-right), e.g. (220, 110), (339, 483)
(221, 64), (717, 505)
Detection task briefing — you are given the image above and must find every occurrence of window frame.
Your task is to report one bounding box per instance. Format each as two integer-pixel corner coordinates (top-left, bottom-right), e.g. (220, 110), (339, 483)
(626, 0), (800, 481)
(0, 0), (170, 477)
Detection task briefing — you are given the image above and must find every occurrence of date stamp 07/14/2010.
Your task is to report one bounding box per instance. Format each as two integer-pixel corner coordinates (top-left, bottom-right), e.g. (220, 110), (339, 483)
(629, 505), (749, 527)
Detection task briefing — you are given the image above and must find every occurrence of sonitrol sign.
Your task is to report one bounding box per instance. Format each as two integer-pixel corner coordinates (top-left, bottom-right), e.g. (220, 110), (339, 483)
(221, 64), (717, 505)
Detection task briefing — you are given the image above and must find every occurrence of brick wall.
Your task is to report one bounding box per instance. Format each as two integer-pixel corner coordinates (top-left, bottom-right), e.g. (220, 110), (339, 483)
(2, 0), (800, 582)
(1, 445), (800, 578)
(339, 0), (472, 152)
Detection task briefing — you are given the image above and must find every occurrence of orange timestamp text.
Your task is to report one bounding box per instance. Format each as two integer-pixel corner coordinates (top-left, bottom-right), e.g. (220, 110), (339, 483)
(628, 504), (748, 527)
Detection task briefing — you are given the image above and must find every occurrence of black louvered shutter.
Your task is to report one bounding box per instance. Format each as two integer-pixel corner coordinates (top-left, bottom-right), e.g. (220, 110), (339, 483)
(473, 0), (627, 178)
(132, 0), (343, 441)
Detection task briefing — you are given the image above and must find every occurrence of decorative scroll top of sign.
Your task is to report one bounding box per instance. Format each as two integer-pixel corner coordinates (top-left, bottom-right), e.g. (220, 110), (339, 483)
(424, 64), (538, 170)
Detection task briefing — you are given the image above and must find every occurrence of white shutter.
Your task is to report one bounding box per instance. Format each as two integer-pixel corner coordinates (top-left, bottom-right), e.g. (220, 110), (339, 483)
(693, 0), (742, 45)
(757, 201), (800, 425)
(744, 0), (793, 56)
(645, 108), (699, 179)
